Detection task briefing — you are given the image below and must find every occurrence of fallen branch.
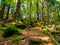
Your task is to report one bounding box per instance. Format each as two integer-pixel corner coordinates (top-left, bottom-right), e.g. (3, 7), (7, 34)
(47, 31), (60, 45)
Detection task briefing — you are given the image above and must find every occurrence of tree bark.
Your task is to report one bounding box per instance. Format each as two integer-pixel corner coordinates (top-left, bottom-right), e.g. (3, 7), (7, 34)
(6, 5), (10, 19)
(14, 0), (21, 21)
(11, 8), (14, 20)
(0, 3), (6, 19)
(42, 0), (48, 25)
(36, 1), (39, 21)
(29, 1), (32, 22)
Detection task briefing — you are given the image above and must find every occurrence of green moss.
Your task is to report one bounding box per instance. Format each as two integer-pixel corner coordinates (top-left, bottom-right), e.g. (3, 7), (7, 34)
(2, 25), (22, 37)
(13, 37), (20, 43)
(29, 38), (42, 44)
(41, 29), (48, 33)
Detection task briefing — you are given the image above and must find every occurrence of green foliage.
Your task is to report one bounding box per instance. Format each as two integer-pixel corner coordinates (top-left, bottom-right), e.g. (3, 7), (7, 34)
(36, 22), (43, 26)
(0, 24), (2, 30)
(21, 19), (30, 26)
(41, 29), (48, 33)
(16, 24), (26, 29)
(55, 28), (60, 31)
(1, 0), (60, 25)
(56, 39), (60, 43)
(13, 37), (20, 43)
(53, 35), (60, 43)
(2, 25), (22, 37)
(29, 38), (42, 44)
(15, 20), (27, 29)
(21, 19), (36, 27)
(29, 21), (36, 27)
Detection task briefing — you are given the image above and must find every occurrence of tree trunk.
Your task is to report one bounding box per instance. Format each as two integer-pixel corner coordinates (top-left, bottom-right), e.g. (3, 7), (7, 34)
(11, 8), (14, 20)
(26, 1), (28, 19)
(36, 1), (39, 21)
(0, 3), (6, 19)
(15, 0), (21, 21)
(42, 0), (48, 25)
(6, 5), (10, 19)
(29, 1), (32, 22)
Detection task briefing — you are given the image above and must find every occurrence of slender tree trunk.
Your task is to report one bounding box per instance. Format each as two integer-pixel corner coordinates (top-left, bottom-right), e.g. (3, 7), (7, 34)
(29, 1), (32, 22)
(15, 0), (21, 21)
(6, 5), (10, 19)
(0, 3), (6, 19)
(47, 2), (50, 24)
(57, 6), (60, 22)
(42, 0), (48, 25)
(36, 1), (39, 21)
(11, 8), (14, 20)
(26, 1), (28, 19)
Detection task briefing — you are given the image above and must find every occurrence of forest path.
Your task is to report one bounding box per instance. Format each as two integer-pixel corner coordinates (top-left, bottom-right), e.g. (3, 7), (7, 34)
(22, 27), (56, 45)
(0, 25), (56, 45)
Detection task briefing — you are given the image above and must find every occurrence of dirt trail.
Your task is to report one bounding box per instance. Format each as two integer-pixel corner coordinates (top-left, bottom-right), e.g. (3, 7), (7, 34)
(0, 27), (56, 45)
(22, 27), (56, 45)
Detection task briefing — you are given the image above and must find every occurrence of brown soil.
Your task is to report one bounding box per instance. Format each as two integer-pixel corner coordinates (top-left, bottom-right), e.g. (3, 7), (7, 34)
(0, 27), (56, 45)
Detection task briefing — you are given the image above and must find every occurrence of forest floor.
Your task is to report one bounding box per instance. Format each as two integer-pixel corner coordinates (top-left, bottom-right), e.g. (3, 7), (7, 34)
(0, 21), (58, 45)
(0, 27), (56, 45)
